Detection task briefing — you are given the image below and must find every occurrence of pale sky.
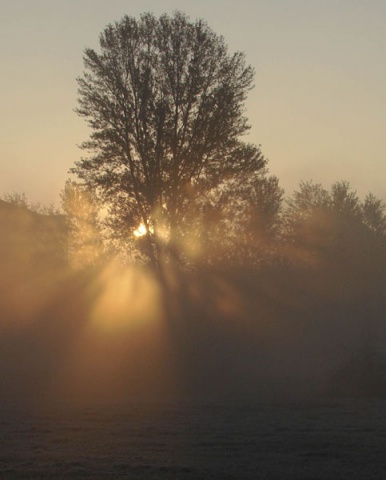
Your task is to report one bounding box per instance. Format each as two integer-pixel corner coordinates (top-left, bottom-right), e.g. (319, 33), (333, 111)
(1, 0), (385, 205)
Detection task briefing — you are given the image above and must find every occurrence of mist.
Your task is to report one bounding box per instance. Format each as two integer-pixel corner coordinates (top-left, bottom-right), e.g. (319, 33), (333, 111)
(2, 191), (386, 410)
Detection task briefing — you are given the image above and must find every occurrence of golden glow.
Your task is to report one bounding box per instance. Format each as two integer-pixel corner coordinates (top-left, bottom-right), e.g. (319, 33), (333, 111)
(89, 261), (164, 332)
(54, 260), (176, 403)
(62, 182), (102, 268)
(133, 223), (148, 237)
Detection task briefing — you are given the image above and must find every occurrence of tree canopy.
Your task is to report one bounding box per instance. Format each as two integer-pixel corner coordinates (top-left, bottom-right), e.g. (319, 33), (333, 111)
(72, 11), (273, 267)
(283, 180), (386, 269)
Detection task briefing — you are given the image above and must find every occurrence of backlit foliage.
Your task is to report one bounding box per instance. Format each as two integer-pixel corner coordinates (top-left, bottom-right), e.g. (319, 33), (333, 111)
(72, 12), (270, 267)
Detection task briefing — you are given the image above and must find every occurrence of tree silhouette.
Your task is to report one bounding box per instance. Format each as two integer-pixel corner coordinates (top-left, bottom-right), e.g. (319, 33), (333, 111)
(284, 181), (386, 255)
(193, 174), (283, 267)
(283, 180), (386, 306)
(72, 11), (268, 268)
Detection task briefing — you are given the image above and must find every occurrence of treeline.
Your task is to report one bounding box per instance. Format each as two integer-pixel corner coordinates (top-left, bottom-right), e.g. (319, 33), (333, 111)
(2, 179), (386, 272)
(59, 178), (386, 270)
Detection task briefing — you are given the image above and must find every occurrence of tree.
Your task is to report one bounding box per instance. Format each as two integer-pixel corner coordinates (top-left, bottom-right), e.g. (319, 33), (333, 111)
(1, 192), (60, 215)
(71, 11), (268, 268)
(0, 193), (67, 271)
(194, 174), (283, 267)
(283, 180), (386, 267)
(362, 193), (386, 238)
(60, 180), (103, 268)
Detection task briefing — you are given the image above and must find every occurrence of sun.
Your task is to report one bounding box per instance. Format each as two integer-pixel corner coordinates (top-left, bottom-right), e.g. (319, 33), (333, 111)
(133, 223), (147, 237)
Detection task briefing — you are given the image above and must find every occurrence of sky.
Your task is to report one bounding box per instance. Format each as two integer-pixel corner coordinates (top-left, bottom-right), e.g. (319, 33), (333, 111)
(1, 0), (385, 206)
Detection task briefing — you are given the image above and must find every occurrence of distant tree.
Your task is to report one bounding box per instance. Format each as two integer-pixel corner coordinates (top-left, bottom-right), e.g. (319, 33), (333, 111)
(0, 193), (67, 270)
(71, 11), (269, 269)
(361, 193), (386, 238)
(193, 173), (283, 267)
(1, 192), (29, 209)
(285, 181), (330, 225)
(236, 175), (284, 263)
(1, 192), (60, 215)
(283, 180), (386, 266)
(60, 180), (103, 268)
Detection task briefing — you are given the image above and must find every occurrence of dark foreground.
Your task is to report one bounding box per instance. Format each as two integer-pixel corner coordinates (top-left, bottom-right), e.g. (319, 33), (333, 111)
(1, 399), (386, 479)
